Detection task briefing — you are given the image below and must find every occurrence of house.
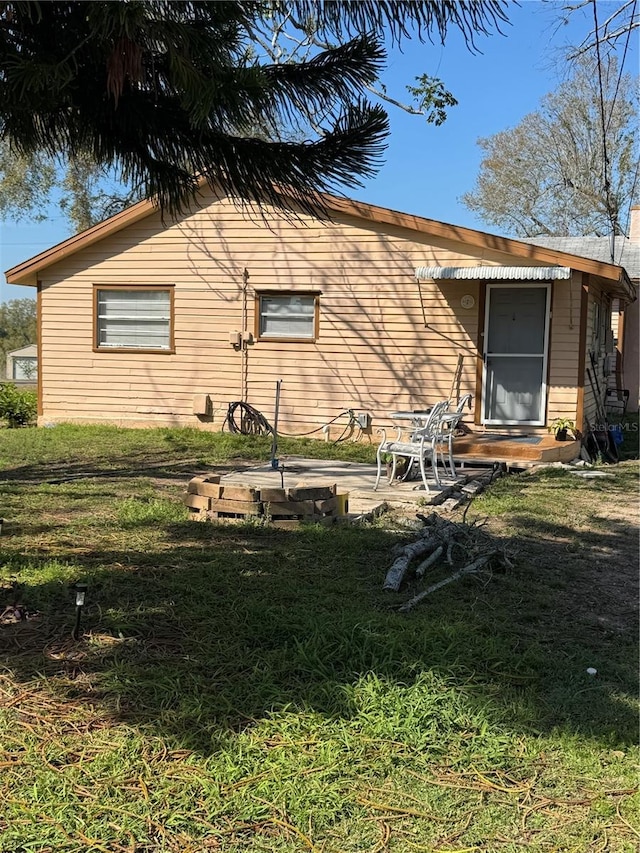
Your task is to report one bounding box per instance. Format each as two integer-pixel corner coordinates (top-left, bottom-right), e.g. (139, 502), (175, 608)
(5, 343), (38, 385)
(527, 205), (640, 414)
(4, 187), (636, 461)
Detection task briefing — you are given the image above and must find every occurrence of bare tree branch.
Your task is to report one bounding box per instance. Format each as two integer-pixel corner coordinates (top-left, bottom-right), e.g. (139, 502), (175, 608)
(461, 54), (638, 236)
(562, 0), (640, 57)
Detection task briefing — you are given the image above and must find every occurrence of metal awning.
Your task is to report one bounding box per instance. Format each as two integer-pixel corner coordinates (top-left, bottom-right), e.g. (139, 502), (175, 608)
(414, 265), (572, 281)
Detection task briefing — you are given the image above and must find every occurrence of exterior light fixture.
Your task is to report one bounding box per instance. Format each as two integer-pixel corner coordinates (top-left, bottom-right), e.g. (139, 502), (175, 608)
(72, 583), (88, 640)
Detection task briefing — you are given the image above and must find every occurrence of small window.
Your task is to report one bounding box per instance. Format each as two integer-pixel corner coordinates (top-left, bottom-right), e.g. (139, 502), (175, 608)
(256, 292), (319, 341)
(592, 296), (610, 355)
(94, 287), (174, 352)
(12, 356), (37, 381)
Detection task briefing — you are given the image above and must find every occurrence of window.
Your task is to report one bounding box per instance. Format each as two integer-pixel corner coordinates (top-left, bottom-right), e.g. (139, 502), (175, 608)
(592, 296), (611, 355)
(256, 292), (319, 341)
(12, 356), (37, 381)
(94, 287), (174, 352)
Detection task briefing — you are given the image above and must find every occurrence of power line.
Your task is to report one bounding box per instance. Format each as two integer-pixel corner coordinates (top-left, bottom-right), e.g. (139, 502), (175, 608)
(605, 0), (637, 135)
(591, 0), (620, 252)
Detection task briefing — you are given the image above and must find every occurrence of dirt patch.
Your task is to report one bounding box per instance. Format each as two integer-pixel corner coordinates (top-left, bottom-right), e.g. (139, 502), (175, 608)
(379, 462), (639, 636)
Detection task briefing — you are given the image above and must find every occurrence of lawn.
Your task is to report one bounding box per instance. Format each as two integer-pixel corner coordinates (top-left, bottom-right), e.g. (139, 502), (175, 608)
(0, 424), (638, 852)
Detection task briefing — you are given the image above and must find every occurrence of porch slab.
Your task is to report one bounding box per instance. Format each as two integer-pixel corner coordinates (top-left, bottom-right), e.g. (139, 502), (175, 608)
(220, 456), (494, 517)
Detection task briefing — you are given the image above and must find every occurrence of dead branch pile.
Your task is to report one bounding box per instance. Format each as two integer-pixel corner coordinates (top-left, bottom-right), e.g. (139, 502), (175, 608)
(383, 512), (515, 611)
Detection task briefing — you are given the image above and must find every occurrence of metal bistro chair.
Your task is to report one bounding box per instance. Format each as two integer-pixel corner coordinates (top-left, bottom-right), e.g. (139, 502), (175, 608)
(433, 394), (472, 480)
(375, 400), (450, 492)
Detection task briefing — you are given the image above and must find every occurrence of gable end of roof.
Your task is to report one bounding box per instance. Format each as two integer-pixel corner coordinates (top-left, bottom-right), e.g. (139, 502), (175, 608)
(4, 188), (635, 300)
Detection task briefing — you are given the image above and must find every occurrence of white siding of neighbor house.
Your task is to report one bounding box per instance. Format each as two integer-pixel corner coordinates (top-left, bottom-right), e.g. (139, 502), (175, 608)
(5, 343), (38, 384)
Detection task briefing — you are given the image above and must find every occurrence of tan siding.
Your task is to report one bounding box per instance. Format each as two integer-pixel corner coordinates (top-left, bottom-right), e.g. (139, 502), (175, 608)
(36, 190), (587, 434)
(621, 286), (639, 412)
(545, 273), (581, 423)
(581, 283), (610, 428)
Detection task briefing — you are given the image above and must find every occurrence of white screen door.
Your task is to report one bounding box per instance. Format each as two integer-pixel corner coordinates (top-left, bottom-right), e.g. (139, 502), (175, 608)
(482, 285), (550, 426)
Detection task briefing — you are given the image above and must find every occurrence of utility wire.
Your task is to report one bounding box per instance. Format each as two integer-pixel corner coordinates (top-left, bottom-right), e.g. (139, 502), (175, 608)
(604, 0), (636, 136)
(591, 0), (620, 246)
(223, 401), (272, 435)
(604, 0), (638, 264)
(278, 409), (357, 439)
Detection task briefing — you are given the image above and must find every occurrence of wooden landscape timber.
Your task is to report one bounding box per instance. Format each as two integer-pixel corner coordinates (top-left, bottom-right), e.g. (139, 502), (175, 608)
(183, 475), (348, 527)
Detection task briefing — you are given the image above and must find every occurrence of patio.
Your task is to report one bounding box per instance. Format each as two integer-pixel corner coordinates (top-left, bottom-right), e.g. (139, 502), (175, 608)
(220, 456), (497, 519)
(217, 430), (582, 520)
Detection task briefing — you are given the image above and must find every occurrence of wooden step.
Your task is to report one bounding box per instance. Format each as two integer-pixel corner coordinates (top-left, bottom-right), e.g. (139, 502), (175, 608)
(453, 434), (580, 463)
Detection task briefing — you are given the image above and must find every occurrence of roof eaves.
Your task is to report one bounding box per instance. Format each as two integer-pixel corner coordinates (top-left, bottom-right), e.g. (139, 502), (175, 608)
(618, 268), (637, 301)
(5, 196), (157, 285)
(320, 194), (629, 283)
(5, 184), (632, 291)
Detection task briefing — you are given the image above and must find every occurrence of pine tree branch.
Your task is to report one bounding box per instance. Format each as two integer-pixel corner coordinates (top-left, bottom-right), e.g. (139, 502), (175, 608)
(0, 1), (510, 218)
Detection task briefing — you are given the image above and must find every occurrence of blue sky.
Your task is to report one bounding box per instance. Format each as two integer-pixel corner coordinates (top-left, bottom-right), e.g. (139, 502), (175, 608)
(1, 0), (637, 302)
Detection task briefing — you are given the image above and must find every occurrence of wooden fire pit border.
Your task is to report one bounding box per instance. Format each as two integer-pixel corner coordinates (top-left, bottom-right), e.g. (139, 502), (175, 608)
(183, 475), (349, 527)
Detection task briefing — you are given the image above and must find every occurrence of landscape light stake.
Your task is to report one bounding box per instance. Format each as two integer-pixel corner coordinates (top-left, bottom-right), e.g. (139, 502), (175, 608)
(72, 583), (88, 640)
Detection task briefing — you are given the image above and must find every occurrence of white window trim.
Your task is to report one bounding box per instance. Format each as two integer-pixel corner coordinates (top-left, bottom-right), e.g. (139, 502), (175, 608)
(481, 283), (551, 427)
(11, 356), (37, 381)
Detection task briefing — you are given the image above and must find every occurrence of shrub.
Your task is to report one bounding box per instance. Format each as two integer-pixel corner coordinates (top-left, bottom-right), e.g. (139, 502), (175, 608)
(0, 383), (37, 427)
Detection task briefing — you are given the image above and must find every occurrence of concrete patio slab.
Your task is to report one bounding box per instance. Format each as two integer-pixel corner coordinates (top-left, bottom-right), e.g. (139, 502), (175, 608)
(221, 456), (492, 518)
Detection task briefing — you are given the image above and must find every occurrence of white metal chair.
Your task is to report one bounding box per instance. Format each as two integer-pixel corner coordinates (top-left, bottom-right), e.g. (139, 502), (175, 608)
(375, 400), (450, 491)
(455, 393), (473, 414)
(432, 394), (472, 480)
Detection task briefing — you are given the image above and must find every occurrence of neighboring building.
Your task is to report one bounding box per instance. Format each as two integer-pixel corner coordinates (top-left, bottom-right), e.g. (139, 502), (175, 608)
(527, 206), (640, 413)
(5, 344), (38, 384)
(3, 188), (636, 446)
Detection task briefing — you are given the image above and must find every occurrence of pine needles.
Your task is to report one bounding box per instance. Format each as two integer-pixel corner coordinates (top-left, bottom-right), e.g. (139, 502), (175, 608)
(0, 2), (510, 219)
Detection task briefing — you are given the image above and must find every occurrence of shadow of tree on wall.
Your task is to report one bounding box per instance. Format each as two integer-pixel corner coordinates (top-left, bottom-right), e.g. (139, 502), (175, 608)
(66, 192), (485, 433)
(183, 201), (482, 427)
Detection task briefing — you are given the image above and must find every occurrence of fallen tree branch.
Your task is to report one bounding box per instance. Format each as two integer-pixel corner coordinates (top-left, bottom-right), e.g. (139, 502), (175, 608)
(384, 514), (461, 590)
(415, 545), (444, 579)
(383, 487), (514, 598)
(445, 538), (455, 566)
(462, 466), (503, 524)
(383, 536), (440, 591)
(398, 554), (495, 613)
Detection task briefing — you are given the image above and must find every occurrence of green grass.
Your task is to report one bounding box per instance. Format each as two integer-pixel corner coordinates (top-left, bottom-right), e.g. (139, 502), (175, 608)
(0, 426), (638, 852)
(0, 422), (378, 472)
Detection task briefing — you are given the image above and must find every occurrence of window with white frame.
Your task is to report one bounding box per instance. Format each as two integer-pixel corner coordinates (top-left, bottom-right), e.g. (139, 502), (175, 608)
(12, 356), (37, 381)
(95, 287), (173, 351)
(256, 292), (319, 341)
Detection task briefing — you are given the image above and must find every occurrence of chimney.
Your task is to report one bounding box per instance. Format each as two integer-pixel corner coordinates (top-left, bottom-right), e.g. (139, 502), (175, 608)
(630, 206), (640, 244)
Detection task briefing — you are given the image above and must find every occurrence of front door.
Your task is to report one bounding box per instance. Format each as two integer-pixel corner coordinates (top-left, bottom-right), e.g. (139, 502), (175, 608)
(482, 285), (550, 426)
